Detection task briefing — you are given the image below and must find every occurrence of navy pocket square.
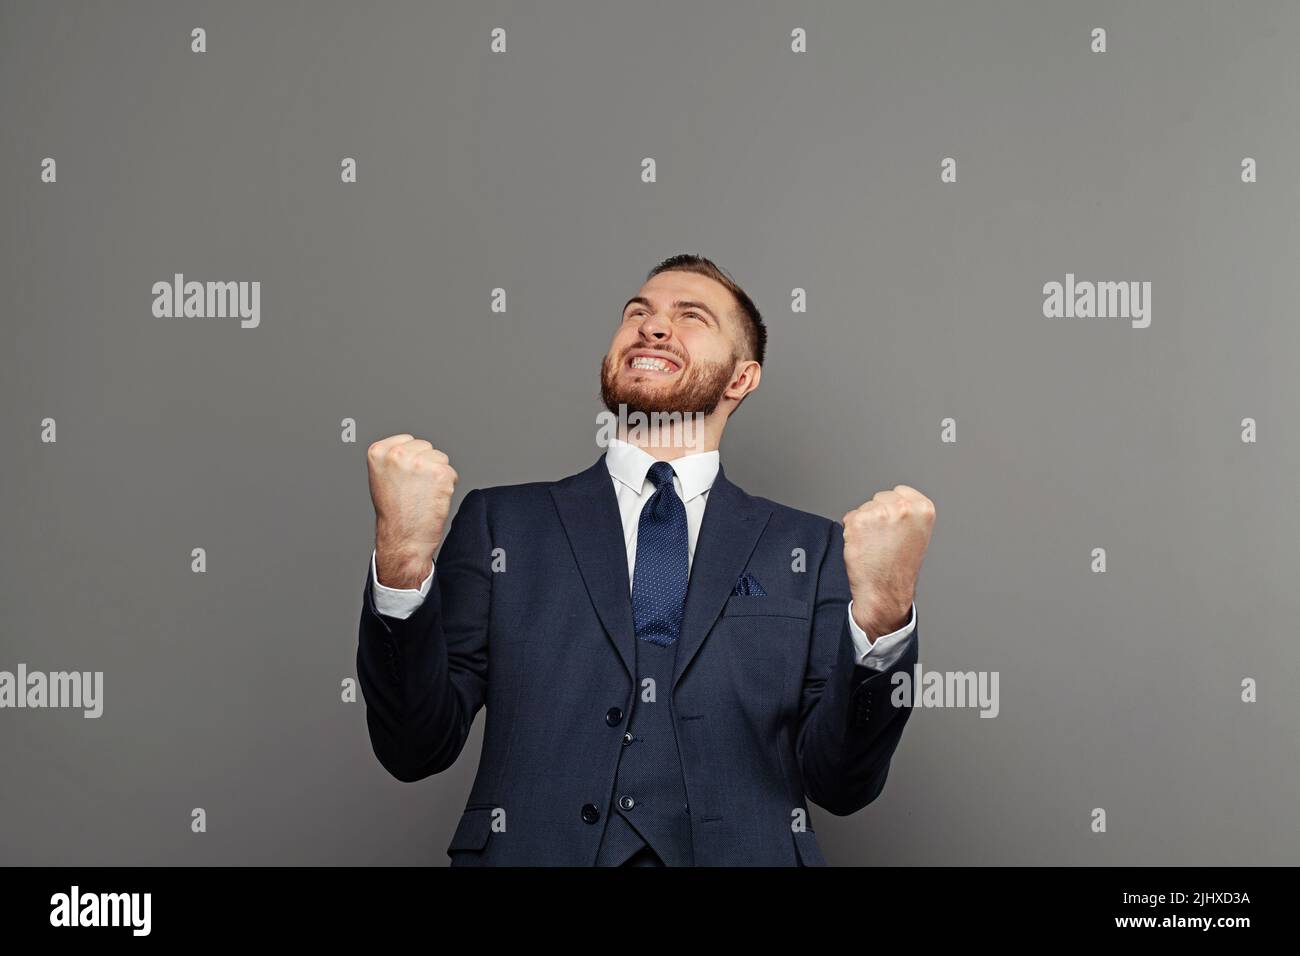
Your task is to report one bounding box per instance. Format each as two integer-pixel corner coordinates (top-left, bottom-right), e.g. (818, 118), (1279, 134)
(732, 571), (768, 596)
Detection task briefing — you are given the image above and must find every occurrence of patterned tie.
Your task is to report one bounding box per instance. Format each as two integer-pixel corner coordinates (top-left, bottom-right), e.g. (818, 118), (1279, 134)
(631, 461), (690, 646)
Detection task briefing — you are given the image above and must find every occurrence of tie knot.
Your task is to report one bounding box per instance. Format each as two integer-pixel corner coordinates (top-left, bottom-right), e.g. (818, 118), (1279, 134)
(647, 460), (677, 491)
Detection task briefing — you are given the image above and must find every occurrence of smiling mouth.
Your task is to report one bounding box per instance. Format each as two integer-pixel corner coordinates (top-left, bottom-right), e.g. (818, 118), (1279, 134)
(626, 353), (682, 374)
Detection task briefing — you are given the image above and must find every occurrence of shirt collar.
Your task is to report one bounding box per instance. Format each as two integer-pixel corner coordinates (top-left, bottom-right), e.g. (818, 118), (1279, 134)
(604, 437), (719, 503)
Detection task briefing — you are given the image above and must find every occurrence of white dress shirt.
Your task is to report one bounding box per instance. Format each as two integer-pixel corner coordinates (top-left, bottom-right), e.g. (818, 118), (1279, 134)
(371, 439), (916, 671)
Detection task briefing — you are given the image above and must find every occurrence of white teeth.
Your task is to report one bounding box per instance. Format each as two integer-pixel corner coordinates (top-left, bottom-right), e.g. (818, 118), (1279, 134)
(631, 356), (674, 371)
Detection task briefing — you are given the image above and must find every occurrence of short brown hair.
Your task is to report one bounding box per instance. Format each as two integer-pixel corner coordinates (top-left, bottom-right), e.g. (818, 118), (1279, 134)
(645, 254), (766, 366)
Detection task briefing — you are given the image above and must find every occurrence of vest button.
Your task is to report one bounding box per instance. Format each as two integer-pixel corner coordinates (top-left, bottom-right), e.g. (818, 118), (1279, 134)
(581, 804), (600, 824)
(605, 706), (623, 726)
(622, 732), (633, 745)
(619, 795), (635, 811)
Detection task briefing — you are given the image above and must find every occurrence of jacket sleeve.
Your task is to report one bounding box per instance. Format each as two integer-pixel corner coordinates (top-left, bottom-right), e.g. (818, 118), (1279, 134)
(794, 518), (919, 816)
(356, 488), (492, 782)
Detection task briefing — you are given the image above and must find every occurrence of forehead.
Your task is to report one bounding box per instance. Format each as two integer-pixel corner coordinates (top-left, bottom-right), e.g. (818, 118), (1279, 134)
(636, 270), (726, 303)
(631, 270), (736, 319)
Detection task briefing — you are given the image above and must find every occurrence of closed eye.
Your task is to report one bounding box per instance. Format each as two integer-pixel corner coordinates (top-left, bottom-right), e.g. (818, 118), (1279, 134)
(624, 309), (705, 321)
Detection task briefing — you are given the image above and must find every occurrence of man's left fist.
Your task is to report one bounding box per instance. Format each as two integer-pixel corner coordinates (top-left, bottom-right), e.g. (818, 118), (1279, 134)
(842, 485), (936, 639)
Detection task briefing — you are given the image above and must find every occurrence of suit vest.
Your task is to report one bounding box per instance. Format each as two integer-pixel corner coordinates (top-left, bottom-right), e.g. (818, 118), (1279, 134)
(594, 635), (693, 865)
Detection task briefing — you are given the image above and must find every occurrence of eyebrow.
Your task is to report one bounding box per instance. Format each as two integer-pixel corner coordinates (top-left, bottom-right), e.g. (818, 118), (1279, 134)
(622, 297), (719, 324)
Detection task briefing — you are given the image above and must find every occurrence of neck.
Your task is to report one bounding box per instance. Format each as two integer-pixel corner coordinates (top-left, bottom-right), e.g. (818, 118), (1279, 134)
(614, 409), (725, 461)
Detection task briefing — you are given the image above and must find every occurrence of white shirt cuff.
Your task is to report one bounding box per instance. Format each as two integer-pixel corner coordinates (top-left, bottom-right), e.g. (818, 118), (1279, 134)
(370, 550), (434, 620)
(846, 601), (916, 672)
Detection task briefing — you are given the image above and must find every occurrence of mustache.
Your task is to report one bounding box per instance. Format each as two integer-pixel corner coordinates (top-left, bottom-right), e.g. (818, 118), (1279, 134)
(620, 345), (687, 365)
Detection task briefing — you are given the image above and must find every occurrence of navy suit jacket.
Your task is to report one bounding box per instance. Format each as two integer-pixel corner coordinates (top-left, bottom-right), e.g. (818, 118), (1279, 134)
(356, 455), (919, 866)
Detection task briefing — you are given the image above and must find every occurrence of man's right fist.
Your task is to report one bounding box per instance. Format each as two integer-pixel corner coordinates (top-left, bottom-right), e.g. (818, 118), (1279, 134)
(367, 434), (458, 589)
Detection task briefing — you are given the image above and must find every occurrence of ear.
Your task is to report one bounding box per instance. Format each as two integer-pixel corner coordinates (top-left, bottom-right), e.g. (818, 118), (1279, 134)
(724, 360), (761, 402)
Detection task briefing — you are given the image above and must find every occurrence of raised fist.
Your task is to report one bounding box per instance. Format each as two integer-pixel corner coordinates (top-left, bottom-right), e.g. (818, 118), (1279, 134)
(842, 485), (936, 639)
(367, 435), (458, 588)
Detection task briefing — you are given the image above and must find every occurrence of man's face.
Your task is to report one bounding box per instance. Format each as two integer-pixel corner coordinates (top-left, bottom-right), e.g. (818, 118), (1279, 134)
(600, 271), (746, 417)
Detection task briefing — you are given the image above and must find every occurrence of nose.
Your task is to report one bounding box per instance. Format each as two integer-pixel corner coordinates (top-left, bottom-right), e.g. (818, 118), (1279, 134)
(637, 312), (672, 342)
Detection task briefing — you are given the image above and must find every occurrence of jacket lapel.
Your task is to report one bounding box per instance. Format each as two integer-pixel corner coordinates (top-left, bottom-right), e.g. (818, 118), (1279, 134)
(549, 457), (773, 691)
(672, 463), (771, 691)
(549, 456), (637, 681)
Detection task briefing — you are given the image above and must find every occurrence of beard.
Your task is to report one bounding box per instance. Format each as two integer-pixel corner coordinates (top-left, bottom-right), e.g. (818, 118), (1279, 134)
(600, 347), (737, 417)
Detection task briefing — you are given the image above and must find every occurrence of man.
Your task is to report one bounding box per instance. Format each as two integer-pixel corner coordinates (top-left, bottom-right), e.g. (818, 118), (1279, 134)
(356, 254), (935, 866)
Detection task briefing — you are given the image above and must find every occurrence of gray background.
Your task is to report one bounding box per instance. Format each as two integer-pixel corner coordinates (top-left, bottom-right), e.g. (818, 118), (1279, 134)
(2, 0), (1297, 865)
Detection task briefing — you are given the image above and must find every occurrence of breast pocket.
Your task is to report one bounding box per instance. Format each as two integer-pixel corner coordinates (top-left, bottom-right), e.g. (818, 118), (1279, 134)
(720, 595), (809, 620)
(711, 596), (810, 709)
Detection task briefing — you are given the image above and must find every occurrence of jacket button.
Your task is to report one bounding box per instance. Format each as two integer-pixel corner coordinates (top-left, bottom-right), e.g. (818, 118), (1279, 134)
(581, 804), (600, 824)
(619, 795), (635, 811)
(622, 732), (633, 745)
(605, 706), (623, 726)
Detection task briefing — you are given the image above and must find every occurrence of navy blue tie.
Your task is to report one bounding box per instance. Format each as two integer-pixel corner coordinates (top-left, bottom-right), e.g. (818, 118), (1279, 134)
(631, 461), (690, 646)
